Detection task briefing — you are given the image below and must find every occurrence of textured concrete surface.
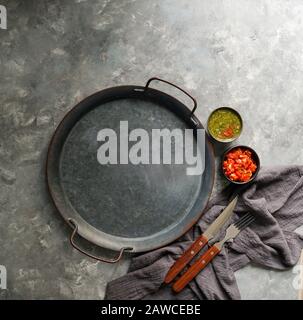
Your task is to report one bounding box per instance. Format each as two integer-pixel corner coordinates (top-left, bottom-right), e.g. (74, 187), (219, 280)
(1, 0), (303, 299)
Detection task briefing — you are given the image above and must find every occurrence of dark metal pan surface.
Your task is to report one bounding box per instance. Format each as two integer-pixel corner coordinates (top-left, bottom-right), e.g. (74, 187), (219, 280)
(46, 78), (215, 259)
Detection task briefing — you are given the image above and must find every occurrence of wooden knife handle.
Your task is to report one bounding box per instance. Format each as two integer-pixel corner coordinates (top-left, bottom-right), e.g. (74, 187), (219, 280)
(172, 244), (220, 293)
(164, 235), (208, 284)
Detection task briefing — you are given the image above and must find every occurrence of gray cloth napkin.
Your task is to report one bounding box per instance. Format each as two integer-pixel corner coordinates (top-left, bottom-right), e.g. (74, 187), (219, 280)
(106, 166), (303, 300)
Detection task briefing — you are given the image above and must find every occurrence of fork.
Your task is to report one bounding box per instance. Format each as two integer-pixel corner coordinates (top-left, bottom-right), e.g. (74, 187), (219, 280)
(172, 213), (255, 293)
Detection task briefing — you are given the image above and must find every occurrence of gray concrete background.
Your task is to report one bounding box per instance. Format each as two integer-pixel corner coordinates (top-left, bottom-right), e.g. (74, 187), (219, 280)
(0, 0), (303, 299)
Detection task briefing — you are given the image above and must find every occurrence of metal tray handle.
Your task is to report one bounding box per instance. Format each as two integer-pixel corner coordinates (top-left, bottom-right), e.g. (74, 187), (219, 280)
(145, 77), (197, 115)
(68, 219), (133, 263)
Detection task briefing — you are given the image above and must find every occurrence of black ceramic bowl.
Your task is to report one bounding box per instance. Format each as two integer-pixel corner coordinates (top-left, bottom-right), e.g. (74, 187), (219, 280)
(207, 107), (243, 143)
(221, 145), (260, 185)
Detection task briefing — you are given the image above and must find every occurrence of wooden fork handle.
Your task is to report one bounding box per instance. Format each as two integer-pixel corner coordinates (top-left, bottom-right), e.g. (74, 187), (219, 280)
(172, 244), (220, 293)
(164, 235), (208, 284)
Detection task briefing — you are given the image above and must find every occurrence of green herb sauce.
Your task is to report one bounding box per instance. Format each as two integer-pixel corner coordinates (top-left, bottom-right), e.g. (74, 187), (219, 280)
(208, 108), (242, 140)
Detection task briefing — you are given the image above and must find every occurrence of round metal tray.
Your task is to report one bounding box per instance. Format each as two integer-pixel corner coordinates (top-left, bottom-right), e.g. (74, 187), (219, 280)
(46, 78), (215, 262)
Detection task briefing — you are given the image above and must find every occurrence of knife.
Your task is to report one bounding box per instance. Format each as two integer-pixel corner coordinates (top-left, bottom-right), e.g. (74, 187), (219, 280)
(164, 195), (238, 284)
(172, 212), (255, 293)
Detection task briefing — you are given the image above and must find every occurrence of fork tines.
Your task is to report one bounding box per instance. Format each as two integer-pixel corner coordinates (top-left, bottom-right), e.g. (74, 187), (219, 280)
(234, 213), (255, 230)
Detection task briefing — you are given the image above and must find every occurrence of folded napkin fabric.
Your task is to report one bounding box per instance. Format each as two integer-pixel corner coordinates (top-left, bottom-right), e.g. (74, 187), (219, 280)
(106, 166), (303, 300)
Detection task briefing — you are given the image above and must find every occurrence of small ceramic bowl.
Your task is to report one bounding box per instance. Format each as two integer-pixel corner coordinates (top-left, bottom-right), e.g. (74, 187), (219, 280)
(207, 107), (243, 143)
(221, 145), (260, 185)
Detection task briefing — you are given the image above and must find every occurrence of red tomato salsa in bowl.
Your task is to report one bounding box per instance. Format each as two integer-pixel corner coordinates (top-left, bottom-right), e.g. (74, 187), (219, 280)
(222, 146), (260, 184)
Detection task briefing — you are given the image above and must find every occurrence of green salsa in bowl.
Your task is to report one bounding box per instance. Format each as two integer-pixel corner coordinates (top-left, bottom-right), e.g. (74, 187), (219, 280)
(207, 107), (242, 143)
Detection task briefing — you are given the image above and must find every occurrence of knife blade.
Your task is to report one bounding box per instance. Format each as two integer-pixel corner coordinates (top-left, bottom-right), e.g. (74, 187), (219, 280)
(203, 195), (238, 240)
(164, 195), (238, 284)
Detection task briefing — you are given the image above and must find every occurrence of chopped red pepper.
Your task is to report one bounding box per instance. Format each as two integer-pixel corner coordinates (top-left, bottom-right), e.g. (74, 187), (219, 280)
(223, 148), (257, 182)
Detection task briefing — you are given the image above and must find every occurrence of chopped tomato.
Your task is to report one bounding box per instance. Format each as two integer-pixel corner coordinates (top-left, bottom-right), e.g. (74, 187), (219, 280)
(223, 148), (257, 182)
(222, 127), (234, 138)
